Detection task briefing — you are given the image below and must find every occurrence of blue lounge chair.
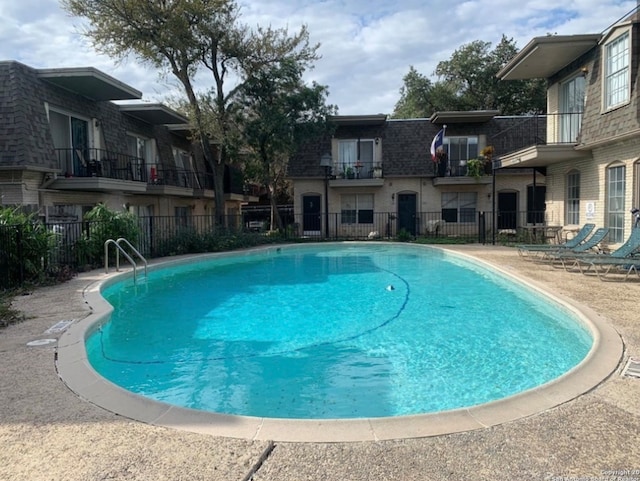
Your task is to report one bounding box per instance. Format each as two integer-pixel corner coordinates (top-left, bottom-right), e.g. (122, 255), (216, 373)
(571, 228), (640, 280)
(517, 223), (595, 259)
(542, 227), (610, 264)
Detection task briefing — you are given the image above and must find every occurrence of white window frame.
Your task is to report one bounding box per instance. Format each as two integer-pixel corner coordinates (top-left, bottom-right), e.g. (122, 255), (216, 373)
(48, 108), (92, 176)
(566, 170), (580, 225)
(607, 164), (626, 243)
(127, 133), (157, 181)
(337, 139), (376, 178)
(441, 192), (477, 223)
(340, 194), (374, 224)
(444, 137), (479, 161)
(560, 75), (585, 143)
(603, 30), (630, 110)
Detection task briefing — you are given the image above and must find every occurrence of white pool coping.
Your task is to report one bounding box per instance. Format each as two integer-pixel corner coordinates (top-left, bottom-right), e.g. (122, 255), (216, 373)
(56, 243), (623, 443)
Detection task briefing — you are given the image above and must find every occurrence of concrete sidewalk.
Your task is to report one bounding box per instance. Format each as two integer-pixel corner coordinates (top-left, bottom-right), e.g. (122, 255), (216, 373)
(1, 245), (639, 481)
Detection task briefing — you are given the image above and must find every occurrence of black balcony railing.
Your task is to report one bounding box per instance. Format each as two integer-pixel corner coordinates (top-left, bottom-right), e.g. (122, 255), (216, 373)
(55, 148), (148, 181)
(332, 161), (383, 180)
(489, 112), (583, 158)
(54, 148), (212, 190)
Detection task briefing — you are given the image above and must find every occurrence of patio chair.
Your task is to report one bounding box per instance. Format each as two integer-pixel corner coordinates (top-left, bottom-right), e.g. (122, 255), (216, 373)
(541, 227), (610, 264)
(570, 228), (640, 281)
(516, 223), (595, 259)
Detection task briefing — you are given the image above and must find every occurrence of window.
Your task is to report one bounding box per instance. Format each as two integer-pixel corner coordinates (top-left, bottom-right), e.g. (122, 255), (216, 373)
(127, 134), (157, 181)
(566, 171), (580, 225)
(341, 194), (374, 224)
(338, 139), (375, 178)
(560, 76), (585, 142)
(444, 137), (478, 161)
(172, 148), (193, 187)
(444, 137), (478, 176)
(48, 109), (90, 175)
(604, 32), (630, 109)
(441, 192), (476, 223)
(175, 206), (191, 229)
(607, 165), (626, 243)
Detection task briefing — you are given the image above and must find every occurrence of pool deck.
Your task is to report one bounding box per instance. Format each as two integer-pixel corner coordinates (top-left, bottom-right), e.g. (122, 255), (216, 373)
(2, 244), (640, 480)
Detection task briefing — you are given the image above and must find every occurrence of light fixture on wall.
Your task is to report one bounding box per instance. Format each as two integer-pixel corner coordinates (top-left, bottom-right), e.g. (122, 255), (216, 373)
(375, 137), (380, 145)
(581, 67), (589, 76)
(391, 193), (395, 201)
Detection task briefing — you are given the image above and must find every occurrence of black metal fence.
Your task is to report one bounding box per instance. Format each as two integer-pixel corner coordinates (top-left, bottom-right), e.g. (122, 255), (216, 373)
(1, 210), (549, 289)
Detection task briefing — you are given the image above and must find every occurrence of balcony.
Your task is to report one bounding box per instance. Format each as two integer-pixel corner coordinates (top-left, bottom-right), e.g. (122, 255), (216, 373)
(51, 148), (197, 196)
(328, 160), (384, 188)
(493, 113), (589, 170)
(50, 148), (147, 193)
(432, 159), (493, 186)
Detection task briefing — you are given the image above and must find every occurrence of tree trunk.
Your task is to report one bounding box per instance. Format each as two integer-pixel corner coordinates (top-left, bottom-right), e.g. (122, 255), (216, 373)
(268, 183), (284, 231)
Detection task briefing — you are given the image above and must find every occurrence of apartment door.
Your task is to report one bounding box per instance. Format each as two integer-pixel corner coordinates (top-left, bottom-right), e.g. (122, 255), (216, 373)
(397, 193), (417, 236)
(302, 195), (321, 234)
(527, 185), (546, 224)
(497, 192), (517, 229)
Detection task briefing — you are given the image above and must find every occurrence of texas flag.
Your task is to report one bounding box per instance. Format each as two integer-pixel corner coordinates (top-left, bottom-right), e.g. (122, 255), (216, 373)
(430, 128), (445, 162)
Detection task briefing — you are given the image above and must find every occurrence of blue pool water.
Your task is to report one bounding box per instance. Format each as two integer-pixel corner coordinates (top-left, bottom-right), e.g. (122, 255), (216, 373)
(87, 244), (592, 419)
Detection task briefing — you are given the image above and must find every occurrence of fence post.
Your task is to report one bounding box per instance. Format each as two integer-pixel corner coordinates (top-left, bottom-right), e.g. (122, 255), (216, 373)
(16, 224), (24, 286)
(478, 212), (486, 244)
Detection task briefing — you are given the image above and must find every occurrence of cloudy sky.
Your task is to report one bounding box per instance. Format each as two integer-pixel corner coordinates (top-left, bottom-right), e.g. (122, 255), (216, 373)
(1, 0), (636, 115)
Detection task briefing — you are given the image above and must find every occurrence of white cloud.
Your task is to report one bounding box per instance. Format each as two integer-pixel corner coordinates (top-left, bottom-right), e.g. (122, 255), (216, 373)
(0, 0), (636, 114)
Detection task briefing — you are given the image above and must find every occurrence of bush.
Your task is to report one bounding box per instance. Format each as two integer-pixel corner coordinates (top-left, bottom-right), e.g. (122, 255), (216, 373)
(76, 204), (141, 267)
(396, 228), (413, 242)
(0, 207), (54, 285)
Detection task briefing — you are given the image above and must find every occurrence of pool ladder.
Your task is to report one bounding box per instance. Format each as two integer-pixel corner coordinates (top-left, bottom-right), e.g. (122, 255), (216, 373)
(104, 238), (148, 284)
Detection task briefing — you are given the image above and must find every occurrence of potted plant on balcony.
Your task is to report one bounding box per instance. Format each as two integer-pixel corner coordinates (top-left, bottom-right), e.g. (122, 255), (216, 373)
(466, 158), (485, 178)
(480, 146), (494, 174)
(346, 167), (355, 179)
(467, 146), (495, 178)
(373, 163), (382, 178)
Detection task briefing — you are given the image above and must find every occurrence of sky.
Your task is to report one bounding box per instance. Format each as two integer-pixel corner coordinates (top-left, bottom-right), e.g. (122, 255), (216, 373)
(0, 0), (637, 115)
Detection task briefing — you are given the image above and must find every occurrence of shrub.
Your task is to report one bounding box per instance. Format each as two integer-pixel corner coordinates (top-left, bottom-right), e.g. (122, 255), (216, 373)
(76, 204), (141, 267)
(0, 206), (54, 285)
(396, 228), (413, 242)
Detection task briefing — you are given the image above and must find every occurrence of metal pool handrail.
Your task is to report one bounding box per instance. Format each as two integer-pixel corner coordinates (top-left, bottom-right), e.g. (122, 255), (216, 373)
(104, 238), (148, 284)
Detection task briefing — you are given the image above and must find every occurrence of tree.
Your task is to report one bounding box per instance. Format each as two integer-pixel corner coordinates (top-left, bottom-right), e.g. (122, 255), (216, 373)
(392, 36), (546, 118)
(236, 59), (336, 230)
(62, 0), (320, 224)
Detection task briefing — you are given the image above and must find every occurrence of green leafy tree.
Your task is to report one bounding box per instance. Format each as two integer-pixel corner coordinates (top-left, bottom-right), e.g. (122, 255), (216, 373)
(61, 0), (320, 224)
(236, 59), (336, 230)
(392, 36), (546, 118)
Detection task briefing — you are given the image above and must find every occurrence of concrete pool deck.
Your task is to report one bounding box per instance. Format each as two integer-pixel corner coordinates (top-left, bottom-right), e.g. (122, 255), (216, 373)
(2, 244), (640, 480)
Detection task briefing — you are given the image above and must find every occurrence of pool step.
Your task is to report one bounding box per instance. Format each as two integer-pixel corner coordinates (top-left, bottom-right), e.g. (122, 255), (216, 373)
(622, 357), (640, 378)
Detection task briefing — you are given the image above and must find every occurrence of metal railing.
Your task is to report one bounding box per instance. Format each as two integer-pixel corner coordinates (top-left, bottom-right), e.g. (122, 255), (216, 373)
(490, 112), (582, 157)
(104, 238), (148, 284)
(331, 160), (383, 180)
(1, 210), (553, 289)
(55, 148), (147, 181)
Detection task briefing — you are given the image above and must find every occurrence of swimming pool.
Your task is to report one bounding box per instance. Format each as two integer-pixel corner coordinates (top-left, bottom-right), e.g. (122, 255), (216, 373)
(86, 243), (592, 420)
